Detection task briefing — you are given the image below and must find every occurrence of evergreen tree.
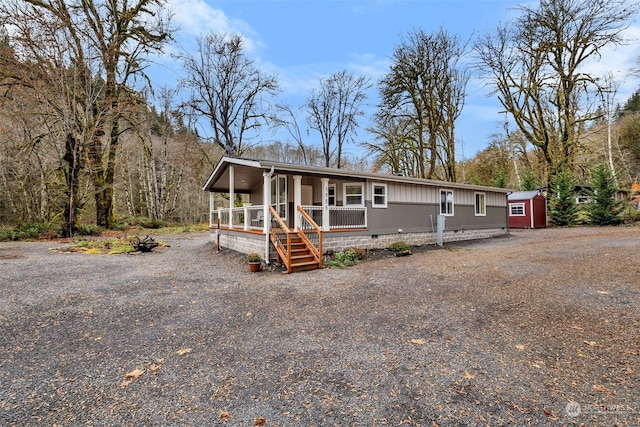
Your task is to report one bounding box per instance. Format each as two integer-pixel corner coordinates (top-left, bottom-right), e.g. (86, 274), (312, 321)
(520, 169), (539, 191)
(492, 169), (508, 188)
(585, 164), (624, 225)
(549, 171), (578, 226)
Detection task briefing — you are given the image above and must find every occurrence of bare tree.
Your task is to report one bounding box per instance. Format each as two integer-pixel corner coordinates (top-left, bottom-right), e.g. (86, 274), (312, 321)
(362, 110), (419, 176)
(306, 70), (371, 168)
(474, 0), (638, 187)
(179, 33), (280, 157)
(378, 28), (468, 181)
(270, 103), (310, 165)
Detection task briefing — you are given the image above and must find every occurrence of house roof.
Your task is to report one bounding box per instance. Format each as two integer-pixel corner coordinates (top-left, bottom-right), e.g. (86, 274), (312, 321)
(203, 156), (513, 194)
(508, 190), (543, 201)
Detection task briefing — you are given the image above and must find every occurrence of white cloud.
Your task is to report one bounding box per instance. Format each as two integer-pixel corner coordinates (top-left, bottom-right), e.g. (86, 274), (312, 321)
(166, 0), (262, 53)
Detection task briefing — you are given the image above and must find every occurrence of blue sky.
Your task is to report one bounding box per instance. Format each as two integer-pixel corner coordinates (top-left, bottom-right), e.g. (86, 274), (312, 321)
(155, 0), (640, 161)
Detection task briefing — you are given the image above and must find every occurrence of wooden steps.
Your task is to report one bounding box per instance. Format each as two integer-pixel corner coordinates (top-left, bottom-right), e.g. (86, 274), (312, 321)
(288, 235), (320, 273)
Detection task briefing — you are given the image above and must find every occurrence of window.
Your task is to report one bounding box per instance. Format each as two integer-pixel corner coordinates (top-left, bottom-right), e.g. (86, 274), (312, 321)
(270, 175), (287, 219)
(344, 183), (364, 207)
(510, 203), (525, 216)
(440, 190), (454, 216)
(372, 183), (387, 208)
(475, 192), (486, 216)
(328, 184), (336, 206)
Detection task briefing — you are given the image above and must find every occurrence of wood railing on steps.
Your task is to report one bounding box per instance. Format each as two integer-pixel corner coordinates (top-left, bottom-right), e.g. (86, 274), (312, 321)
(268, 205), (323, 273)
(296, 206), (323, 269)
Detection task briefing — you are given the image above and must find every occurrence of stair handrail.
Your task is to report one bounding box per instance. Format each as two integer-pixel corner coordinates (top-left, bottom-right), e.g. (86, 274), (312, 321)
(269, 205), (293, 272)
(296, 206), (323, 268)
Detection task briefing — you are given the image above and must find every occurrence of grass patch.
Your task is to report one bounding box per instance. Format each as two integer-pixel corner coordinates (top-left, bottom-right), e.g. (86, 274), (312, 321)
(59, 237), (154, 255)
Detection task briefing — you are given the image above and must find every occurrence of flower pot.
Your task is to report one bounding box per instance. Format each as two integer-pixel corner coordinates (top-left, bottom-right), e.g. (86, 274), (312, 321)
(248, 261), (261, 272)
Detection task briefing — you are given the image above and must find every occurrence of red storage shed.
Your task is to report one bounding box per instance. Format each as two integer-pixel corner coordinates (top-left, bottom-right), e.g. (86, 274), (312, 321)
(508, 190), (547, 229)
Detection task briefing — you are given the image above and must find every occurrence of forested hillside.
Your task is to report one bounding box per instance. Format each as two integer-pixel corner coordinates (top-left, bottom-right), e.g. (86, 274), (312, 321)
(1, 0), (639, 237)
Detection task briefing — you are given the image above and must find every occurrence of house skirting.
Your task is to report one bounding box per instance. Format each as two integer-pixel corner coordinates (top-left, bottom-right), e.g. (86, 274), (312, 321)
(323, 227), (508, 253)
(211, 227), (508, 258)
(212, 230), (266, 255)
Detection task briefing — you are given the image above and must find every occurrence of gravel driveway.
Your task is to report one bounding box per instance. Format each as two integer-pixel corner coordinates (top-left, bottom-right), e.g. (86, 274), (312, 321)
(1, 226), (639, 426)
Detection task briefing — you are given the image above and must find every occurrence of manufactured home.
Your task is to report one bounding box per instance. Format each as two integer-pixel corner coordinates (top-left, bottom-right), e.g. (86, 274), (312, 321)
(203, 156), (510, 272)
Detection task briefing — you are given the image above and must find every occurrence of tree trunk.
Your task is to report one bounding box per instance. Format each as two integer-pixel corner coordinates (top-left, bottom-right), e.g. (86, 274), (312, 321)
(63, 132), (81, 237)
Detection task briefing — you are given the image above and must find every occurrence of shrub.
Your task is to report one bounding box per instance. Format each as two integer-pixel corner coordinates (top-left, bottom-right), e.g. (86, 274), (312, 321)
(389, 241), (411, 254)
(0, 222), (62, 241)
(247, 253), (262, 262)
(326, 249), (359, 268)
(623, 205), (640, 223)
(76, 224), (103, 236)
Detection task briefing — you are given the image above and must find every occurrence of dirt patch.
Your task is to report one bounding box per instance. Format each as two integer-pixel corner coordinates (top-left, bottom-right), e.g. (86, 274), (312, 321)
(0, 226), (639, 426)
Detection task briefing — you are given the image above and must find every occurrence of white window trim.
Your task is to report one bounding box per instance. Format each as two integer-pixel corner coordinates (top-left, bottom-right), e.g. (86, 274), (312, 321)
(371, 183), (388, 208)
(509, 203), (525, 216)
(474, 192), (486, 216)
(343, 182), (365, 207)
(328, 183), (336, 206)
(440, 189), (454, 216)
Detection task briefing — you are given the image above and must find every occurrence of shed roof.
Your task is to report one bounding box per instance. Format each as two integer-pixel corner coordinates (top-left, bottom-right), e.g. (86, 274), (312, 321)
(508, 190), (543, 201)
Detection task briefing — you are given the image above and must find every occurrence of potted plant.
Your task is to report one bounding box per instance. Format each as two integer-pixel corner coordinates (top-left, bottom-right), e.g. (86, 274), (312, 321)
(247, 253), (262, 272)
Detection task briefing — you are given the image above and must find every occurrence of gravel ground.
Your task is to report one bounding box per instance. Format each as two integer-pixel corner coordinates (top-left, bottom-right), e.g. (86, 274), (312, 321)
(1, 226), (639, 427)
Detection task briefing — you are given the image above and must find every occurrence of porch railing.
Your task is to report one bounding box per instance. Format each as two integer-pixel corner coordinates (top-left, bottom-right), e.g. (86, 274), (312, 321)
(211, 205), (265, 230)
(212, 205), (367, 230)
(296, 206), (323, 268)
(301, 206), (367, 229)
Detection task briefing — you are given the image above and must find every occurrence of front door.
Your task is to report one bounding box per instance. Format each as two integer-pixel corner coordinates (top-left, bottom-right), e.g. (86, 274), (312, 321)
(270, 175), (287, 220)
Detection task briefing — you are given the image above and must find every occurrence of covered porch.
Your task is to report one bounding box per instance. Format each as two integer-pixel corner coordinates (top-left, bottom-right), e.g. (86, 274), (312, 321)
(204, 158), (368, 233)
(203, 157), (368, 273)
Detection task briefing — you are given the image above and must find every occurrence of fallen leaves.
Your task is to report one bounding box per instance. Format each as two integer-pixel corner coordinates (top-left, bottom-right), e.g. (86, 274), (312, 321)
(220, 410), (230, 420)
(254, 417), (266, 426)
(125, 368), (145, 379)
(515, 344), (525, 350)
(176, 348), (192, 355)
(463, 371), (475, 380)
(408, 339), (425, 345)
(121, 368), (145, 387)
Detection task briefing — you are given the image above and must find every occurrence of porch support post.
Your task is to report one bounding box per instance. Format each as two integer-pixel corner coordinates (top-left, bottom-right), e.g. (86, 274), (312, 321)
(263, 171), (271, 263)
(293, 175), (302, 231)
(263, 172), (271, 234)
(321, 178), (330, 231)
(209, 192), (215, 227)
(228, 165), (235, 229)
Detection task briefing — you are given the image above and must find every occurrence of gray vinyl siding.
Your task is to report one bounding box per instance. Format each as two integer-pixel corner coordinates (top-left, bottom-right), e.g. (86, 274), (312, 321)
(365, 181), (508, 234)
(254, 175), (507, 232)
(365, 201), (507, 235)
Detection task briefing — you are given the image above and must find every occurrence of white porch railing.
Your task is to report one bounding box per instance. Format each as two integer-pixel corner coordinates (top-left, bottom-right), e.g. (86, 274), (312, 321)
(211, 205), (265, 230)
(211, 205), (367, 230)
(301, 206), (367, 230)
